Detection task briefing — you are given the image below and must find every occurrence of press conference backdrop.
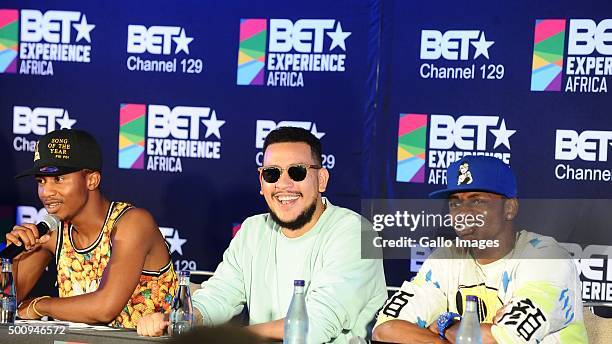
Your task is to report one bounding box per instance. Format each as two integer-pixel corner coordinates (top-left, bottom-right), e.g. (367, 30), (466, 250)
(1, 0), (611, 304)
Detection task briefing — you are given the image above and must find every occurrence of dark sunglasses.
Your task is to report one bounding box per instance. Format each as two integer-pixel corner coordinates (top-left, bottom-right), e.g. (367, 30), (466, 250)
(258, 164), (322, 183)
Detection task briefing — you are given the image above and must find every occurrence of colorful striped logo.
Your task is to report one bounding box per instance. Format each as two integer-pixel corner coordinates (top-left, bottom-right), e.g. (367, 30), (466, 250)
(237, 19), (267, 85)
(0, 9), (18, 74)
(531, 19), (566, 91)
(119, 104), (146, 169)
(396, 114), (427, 183)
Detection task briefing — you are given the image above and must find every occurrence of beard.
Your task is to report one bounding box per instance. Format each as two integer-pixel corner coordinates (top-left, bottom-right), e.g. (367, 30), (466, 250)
(269, 197), (318, 230)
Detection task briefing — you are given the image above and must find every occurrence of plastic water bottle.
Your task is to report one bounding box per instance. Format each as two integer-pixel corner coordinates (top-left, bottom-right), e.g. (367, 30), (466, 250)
(0, 258), (16, 324)
(284, 280), (308, 344)
(457, 295), (482, 344)
(169, 270), (193, 336)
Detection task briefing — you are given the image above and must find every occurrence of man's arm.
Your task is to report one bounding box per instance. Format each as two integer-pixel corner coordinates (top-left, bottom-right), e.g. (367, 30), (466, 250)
(373, 319), (447, 344)
(372, 256), (448, 343)
(34, 208), (158, 323)
(13, 249), (52, 302)
(137, 305), (204, 337)
(138, 217), (251, 337)
(246, 318), (283, 340)
(189, 218), (252, 326)
(488, 256), (588, 343)
(6, 223), (56, 302)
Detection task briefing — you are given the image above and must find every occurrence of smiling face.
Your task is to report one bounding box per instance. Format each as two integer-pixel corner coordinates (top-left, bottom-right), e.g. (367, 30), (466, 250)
(260, 142), (328, 231)
(36, 170), (98, 221)
(447, 191), (510, 241)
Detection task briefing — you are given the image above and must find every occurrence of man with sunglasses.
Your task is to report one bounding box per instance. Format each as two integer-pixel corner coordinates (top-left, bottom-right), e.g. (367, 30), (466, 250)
(372, 156), (587, 343)
(137, 127), (388, 342)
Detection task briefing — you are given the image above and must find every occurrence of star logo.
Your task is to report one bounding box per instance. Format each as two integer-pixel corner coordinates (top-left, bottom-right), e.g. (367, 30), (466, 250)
(56, 110), (77, 129)
(201, 110), (225, 139)
(72, 14), (95, 43)
(326, 22), (351, 52)
(471, 32), (494, 59)
(310, 123), (325, 140)
(490, 119), (516, 149)
(160, 227), (187, 255)
(173, 28), (194, 54)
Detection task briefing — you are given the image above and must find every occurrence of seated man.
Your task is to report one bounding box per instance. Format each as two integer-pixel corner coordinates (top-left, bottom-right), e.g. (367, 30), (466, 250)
(137, 127), (388, 343)
(373, 156), (587, 343)
(7, 129), (177, 328)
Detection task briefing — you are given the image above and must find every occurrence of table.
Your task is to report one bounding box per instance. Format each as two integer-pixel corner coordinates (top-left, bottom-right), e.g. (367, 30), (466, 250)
(0, 323), (168, 344)
(1, 322), (369, 343)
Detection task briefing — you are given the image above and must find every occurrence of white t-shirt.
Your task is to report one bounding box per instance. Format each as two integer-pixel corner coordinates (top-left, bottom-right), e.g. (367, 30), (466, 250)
(275, 228), (318, 315)
(375, 230), (588, 343)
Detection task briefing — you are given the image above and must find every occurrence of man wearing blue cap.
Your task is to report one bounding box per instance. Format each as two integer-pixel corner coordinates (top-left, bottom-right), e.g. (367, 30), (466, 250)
(373, 156), (587, 343)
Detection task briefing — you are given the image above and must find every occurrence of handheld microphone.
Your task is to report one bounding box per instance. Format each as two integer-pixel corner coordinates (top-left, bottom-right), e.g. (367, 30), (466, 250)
(0, 214), (61, 259)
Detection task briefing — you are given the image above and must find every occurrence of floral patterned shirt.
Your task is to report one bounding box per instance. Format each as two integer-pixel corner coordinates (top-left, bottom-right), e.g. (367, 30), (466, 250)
(55, 201), (177, 328)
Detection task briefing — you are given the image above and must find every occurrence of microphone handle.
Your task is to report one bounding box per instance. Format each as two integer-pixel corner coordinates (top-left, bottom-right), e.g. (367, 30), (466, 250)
(0, 222), (51, 259)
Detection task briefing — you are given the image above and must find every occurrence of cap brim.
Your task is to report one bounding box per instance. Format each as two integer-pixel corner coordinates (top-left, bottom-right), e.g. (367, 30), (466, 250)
(15, 166), (82, 179)
(429, 186), (513, 199)
(428, 188), (455, 199)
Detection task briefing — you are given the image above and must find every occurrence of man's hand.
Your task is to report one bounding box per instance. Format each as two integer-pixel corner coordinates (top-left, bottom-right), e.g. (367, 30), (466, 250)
(444, 321), (460, 343)
(428, 320), (439, 335)
(246, 319), (284, 340)
(17, 299), (42, 320)
(137, 312), (169, 337)
(6, 224), (52, 256)
(373, 319), (449, 343)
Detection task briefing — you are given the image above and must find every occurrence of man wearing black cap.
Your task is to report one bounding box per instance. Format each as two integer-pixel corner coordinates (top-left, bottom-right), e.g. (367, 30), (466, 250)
(373, 156), (587, 343)
(6, 129), (177, 328)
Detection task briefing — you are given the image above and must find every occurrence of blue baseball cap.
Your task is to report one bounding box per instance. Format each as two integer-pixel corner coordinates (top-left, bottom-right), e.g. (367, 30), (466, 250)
(428, 156), (517, 199)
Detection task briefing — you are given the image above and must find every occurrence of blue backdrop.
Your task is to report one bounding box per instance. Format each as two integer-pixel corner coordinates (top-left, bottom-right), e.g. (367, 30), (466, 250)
(1, 0), (611, 304)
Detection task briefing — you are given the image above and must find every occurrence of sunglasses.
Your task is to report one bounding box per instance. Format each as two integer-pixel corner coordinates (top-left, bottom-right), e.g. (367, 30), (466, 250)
(258, 164), (322, 183)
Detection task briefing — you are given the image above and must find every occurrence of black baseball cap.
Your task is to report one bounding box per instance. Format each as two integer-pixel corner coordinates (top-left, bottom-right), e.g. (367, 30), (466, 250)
(16, 129), (102, 178)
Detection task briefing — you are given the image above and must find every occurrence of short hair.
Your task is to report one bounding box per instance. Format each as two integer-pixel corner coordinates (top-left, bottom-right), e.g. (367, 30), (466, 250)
(262, 126), (322, 165)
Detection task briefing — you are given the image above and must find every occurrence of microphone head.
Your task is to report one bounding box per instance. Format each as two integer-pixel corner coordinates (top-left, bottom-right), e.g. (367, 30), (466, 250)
(41, 214), (61, 233)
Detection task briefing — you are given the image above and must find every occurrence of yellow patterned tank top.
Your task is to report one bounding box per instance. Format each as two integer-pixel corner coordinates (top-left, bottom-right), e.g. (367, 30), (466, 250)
(55, 201), (178, 328)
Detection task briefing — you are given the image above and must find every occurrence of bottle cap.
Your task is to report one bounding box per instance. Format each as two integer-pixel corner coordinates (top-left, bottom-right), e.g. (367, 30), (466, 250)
(294, 280), (305, 286)
(466, 295), (477, 302)
(179, 270), (190, 278)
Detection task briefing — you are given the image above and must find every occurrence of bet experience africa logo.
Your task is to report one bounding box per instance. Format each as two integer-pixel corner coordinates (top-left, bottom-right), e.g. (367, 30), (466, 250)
(396, 113), (515, 185)
(531, 19), (612, 93)
(118, 103), (225, 173)
(0, 9), (95, 76)
(236, 18), (351, 87)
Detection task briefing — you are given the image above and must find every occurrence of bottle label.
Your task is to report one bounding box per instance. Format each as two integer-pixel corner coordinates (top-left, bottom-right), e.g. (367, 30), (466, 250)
(1, 297), (16, 311)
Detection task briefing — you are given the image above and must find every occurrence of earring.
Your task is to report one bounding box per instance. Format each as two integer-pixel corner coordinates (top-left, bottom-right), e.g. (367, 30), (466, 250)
(259, 190), (263, 195)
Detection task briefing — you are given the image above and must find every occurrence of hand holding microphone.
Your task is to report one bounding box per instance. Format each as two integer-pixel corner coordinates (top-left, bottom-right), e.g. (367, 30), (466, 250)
(2, 214), (60, 259)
